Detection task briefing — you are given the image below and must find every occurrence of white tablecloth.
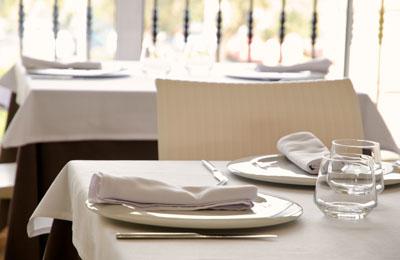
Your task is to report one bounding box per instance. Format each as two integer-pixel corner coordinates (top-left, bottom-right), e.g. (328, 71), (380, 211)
(1, 62), (398, 154)
(1, 63), (158, 147)
(29, 160), (400, 260)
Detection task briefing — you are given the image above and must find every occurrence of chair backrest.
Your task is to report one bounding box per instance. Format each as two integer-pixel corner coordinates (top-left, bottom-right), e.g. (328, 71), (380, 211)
(156, 78), (364, 160)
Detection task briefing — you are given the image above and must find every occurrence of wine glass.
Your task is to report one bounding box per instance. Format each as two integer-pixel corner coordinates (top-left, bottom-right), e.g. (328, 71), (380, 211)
(331, 139), (384, 193)
(314, 153), (377, 219)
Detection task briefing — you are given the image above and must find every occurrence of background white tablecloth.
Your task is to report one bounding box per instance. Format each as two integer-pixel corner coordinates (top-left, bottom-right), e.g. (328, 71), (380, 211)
(2, 75), (158, 147)
(1, 62), (398, 154)
(29, 160), (400, 260)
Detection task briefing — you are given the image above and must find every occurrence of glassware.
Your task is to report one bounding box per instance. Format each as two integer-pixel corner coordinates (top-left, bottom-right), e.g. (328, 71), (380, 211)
(140, 42), (171, 77)
(182, 35), (215, 76)
(314, 153), (377, 219)
(331, 139), (384, 193)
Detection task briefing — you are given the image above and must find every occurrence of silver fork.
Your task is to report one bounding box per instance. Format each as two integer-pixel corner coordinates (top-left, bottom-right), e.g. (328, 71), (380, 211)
(201, 160), (228, 186)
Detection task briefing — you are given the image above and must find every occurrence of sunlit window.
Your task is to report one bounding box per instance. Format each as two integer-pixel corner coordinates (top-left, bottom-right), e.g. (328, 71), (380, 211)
(0, 0), (116, 73)
(2, 0), (347, 76)
(0, 0), (19, 73)
(143, 0), (347, 78)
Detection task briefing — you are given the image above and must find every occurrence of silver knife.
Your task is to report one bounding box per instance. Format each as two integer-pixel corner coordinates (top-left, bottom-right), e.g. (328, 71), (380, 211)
(116, 232), (277, 239)
(201, 160), (228, 185)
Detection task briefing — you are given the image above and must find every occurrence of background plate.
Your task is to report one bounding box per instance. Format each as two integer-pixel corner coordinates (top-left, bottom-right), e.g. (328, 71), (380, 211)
(225, 69), (324, 81)
(28, 67), (130, 78)
(86, 193), (302, 229)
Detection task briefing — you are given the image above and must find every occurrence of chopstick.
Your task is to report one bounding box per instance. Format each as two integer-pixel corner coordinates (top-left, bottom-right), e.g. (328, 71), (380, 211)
(116, 232), (278, 239)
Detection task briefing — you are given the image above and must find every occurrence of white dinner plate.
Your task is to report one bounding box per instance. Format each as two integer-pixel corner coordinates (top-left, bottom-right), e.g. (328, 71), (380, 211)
(225, 69), (324, 81)
(227, 154), (400, 186)
(28, 67), (131, 78)
(86, 193), (302, 229)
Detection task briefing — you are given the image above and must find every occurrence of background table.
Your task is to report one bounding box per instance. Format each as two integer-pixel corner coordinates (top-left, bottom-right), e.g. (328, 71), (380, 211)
(2, 62), (398, 152)
(30, 160), (400, 260)
(1, 63), (160, 260)
(2, 62), (399, 259)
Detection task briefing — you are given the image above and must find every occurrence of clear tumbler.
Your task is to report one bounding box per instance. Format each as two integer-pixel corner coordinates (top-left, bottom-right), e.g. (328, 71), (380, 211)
(314, 153), (377, 220)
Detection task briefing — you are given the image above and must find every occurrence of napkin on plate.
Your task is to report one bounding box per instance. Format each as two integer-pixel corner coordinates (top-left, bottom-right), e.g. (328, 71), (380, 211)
(255, 58), (332, 74)
(277, 132), (329, 174)
(88, 172), (258, 211)
(22, 55), (102, 70)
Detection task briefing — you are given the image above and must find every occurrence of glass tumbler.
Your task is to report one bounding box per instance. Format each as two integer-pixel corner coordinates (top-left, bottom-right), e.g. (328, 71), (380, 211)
(331, 139), (384, 193)
(314, 153), (377, 220)
(183, 35), (215, 76)
(140, 42), (171, 77)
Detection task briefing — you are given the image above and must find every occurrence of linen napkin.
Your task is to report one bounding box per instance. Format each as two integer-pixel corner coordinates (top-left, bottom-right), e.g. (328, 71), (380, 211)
(88, 172), (258, 210)
(255, 58), (332, 74)
(22, 55), (102, 70)
(277, 132), (329, 174)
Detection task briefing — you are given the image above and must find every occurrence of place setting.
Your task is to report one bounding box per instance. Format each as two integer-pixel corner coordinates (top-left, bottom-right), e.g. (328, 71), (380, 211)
(22, 55), (131, 79)
(83, 134), (308, 237)
(86, 169), (303, 233)
(227, 131), (400, 220)
(224, 58), (332, 81)
(228, 132), (400, 187)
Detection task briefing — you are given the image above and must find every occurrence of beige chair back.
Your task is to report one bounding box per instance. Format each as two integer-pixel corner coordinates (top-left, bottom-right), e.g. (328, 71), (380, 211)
(156, 78), (364, 160)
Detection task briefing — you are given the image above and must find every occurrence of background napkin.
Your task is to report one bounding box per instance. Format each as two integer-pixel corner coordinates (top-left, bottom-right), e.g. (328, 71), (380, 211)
(277, 132), (329, 174)
(22, 56), (102, 70)
(88, 172), (258, 210)
(255, 58), (332, 74)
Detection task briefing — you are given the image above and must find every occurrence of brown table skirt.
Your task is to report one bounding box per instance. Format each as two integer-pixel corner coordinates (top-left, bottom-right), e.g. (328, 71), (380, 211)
(5, 140), (158, 260)
(0, 92), (19, 231)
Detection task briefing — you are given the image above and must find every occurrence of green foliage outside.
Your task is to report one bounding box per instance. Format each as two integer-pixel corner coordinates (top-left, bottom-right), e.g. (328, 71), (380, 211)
(0, 110), (7, 140)
(0, 69), (9, 140)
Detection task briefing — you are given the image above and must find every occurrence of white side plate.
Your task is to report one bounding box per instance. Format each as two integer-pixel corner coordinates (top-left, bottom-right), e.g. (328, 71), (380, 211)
(86, 193), (302, 229)
(228, 154), (400, 186)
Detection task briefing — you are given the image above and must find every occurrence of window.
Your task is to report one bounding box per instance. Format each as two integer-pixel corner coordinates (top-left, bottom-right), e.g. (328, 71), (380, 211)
(141, 0), (347, 78)
(0, 0), (349, 77)
(0, 0), (116, 73)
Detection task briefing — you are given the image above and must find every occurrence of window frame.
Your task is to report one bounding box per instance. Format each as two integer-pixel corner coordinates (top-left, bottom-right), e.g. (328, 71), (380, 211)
(115, 0), (144, 60)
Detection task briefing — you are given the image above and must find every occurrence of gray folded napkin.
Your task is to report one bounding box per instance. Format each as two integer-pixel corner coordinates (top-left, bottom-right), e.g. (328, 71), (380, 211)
(22, 55), (102, 70)
(277, 132), (329, 174)
(255, 58), (332, 74)
(88, 172), (258, 210)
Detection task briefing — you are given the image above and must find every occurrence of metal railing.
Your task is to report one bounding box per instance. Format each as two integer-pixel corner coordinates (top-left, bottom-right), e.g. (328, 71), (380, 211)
(149, 0), (319, 63)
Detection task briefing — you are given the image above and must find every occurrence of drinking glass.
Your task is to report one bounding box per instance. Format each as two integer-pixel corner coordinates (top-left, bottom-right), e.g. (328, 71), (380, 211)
(182, 36), (215, 76)
(331, 139), (384, 193)
(140, 42), (171, 77)
(314, 153), (377, 219)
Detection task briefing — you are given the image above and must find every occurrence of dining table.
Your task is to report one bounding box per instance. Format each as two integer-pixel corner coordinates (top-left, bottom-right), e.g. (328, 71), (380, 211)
(0, 61), (399, 259)
(28, 160), (400, 260)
